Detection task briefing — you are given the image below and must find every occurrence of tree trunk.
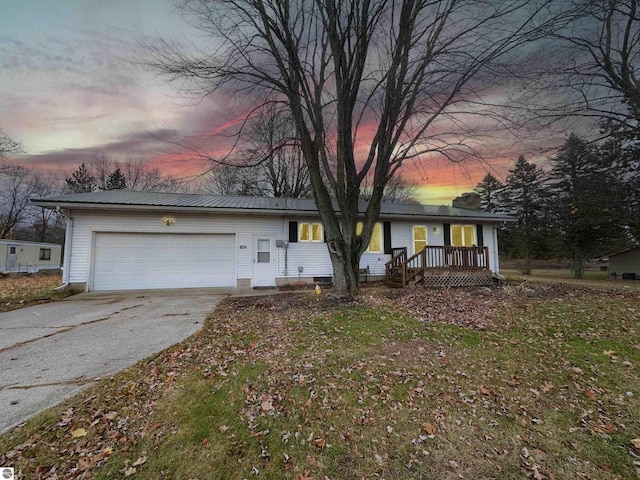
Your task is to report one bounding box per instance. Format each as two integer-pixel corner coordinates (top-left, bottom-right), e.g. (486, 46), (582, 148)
(327, 240), (360, 296)
(573, 252), (584, 279)
(524, 251), (531, 275)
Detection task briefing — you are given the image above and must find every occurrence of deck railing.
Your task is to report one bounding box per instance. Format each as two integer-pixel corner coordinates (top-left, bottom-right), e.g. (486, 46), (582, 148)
(423, 246), (489, 270)
(385, 246), (489, 287)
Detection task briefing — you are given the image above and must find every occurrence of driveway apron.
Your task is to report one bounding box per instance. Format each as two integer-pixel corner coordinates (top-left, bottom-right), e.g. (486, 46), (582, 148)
(0, 291), (223, 433)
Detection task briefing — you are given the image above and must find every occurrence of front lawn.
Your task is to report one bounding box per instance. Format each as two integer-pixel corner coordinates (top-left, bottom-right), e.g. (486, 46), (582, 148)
(0, 273), (73, 313)
(1, 282), (639, 479)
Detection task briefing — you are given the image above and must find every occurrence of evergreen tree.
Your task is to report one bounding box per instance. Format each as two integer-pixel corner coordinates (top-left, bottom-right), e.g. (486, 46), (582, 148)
(599, 130), (640, 243)
(105, 168), (126, 190)
(548, 134), (627, 278)
(501, 155), (548, 274)
(65, 163), (96, 193)
(473, 173), (503, 213)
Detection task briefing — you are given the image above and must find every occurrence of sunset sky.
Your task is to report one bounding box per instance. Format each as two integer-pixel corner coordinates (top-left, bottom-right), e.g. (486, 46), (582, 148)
(1, 0), (593, 205)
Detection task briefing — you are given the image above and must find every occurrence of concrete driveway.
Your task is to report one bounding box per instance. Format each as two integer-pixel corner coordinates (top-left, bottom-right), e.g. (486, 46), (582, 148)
(0, 290), (225, 433)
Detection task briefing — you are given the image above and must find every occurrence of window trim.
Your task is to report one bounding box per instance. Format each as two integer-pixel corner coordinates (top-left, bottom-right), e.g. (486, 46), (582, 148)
(413, 225), (428, 254)
(299, 222), (324, 242)
(450, 224), (476, 247)
(357, 222), (383, 253)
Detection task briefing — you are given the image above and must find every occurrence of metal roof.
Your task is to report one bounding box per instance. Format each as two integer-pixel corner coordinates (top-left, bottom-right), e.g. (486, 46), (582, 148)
(0, 239), (62, 247)
(32, 190), (513, 221)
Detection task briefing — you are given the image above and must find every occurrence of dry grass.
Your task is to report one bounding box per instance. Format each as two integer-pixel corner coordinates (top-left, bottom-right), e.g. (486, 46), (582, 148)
(501, 268), (639, 291)
(0, 273), (75, 313)
(1, 282), (639, 479)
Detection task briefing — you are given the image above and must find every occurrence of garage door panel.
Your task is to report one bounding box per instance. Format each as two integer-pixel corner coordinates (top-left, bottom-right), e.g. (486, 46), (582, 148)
(93, 233), (235, 290)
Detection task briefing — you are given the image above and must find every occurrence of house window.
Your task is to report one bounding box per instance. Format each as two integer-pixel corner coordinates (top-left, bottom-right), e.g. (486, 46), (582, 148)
(357, 222), (383, 253)
(451, 225), (476, 247)
(39, 248), (51, 261)
(299, 222), (323, 242)
(413, 226), (427, 253)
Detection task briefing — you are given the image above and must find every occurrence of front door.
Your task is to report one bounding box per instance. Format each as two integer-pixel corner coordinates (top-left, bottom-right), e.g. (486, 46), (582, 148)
(253, 237), (275, 287)
(6, 244), (18, 272)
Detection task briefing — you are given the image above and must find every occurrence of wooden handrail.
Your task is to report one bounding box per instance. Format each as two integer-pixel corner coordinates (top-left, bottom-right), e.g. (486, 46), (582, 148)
(386, 247), (407, 287)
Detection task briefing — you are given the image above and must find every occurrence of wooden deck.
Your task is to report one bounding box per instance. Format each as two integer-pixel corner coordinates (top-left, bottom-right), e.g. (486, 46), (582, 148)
(385, 246), (491, 288)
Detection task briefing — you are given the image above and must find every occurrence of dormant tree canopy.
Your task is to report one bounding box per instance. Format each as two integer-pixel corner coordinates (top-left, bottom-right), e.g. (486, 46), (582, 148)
(147, 0), (559, 294)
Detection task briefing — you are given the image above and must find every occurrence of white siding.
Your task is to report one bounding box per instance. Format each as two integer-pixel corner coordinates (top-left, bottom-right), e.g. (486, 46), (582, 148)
(384, 220), (500, 273)
(66, 211), (503, 288)
(67, 211), (284, 287)
(283, 217), (332, 278)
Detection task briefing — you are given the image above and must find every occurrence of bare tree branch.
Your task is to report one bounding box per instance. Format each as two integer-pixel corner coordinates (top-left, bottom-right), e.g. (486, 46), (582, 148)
(145, 0), (561, 294)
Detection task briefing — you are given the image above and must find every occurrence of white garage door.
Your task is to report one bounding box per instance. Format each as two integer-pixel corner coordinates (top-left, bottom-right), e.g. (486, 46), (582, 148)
(92, 233), (236, 291)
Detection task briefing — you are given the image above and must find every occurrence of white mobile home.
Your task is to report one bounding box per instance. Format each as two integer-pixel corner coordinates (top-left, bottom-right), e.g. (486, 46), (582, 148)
(32, 191), (511, 292)
(0, 239), (62, 273)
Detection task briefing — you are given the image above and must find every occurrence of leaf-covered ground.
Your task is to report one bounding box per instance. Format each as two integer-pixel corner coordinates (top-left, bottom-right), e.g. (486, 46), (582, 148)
(0, 273), (73, 313)
(1, 282), (639, 479)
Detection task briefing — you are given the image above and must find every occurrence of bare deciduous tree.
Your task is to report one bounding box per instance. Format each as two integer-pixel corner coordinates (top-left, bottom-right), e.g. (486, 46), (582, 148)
(147, 0), (559, 294)
(66, 155), (186, 193)
(199, 165), (261, 195)
(0, 129), (22, 161)
(246, 107), (311, 198)
(0, 165), (38, 239)
(202, 106), (311, 197)
(360, 173), (419, 204)
(520, 1), (640, 137)
(29, 173), (66, 243)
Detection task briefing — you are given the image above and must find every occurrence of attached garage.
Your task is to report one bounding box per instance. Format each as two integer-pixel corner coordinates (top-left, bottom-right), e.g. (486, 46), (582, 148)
(92, 232), (236, 291)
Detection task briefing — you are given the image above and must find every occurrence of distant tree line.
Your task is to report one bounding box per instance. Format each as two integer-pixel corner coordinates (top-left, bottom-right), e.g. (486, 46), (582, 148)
(474, 134), (636, 278)
(0, 154), (187, 244)
(2, 130), (421, 246)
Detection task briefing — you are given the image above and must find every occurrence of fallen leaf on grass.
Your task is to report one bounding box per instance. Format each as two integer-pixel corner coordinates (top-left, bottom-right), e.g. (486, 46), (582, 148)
(312, 437), (326, 448)
(631, 438), (640, 450)
(541, 381), (554, 392)
(479, 385), (492, 395)
(532, 465), (544, 480)
(70, 428), (87, 438)
(132, 455), (147, 467)
(584, 388), (597, 400)
(421, 422), (437, 435)
(124, 466), (137, 476)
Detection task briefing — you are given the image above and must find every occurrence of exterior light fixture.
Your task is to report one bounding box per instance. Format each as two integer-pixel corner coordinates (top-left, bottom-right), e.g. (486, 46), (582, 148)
(162, 217), (175, 226)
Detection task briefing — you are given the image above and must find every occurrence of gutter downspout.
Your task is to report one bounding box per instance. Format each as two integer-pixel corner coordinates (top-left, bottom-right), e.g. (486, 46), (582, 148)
(283, 215), (288, 277)
(55, 211), (73, 290)
(493, 225), (500, 274)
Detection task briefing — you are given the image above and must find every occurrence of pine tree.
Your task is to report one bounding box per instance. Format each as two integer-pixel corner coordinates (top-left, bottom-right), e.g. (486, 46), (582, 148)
(65, 163), (96, 193)
(473, 173), (503, 213)
(501, 155), (548, 274)
(599, 133), (640, 243)
(548, 134), (626, 278)
(105, 168), (126, 190)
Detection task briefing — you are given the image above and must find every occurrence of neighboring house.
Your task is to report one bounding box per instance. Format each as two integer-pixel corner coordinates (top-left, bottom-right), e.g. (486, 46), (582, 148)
(31, 191), (512, 292)
(0, 239), (62, 273)
(608, 247), (640, 280)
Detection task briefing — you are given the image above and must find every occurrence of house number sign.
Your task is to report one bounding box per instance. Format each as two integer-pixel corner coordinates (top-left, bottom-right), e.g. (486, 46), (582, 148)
(239, 245), (248, 249)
